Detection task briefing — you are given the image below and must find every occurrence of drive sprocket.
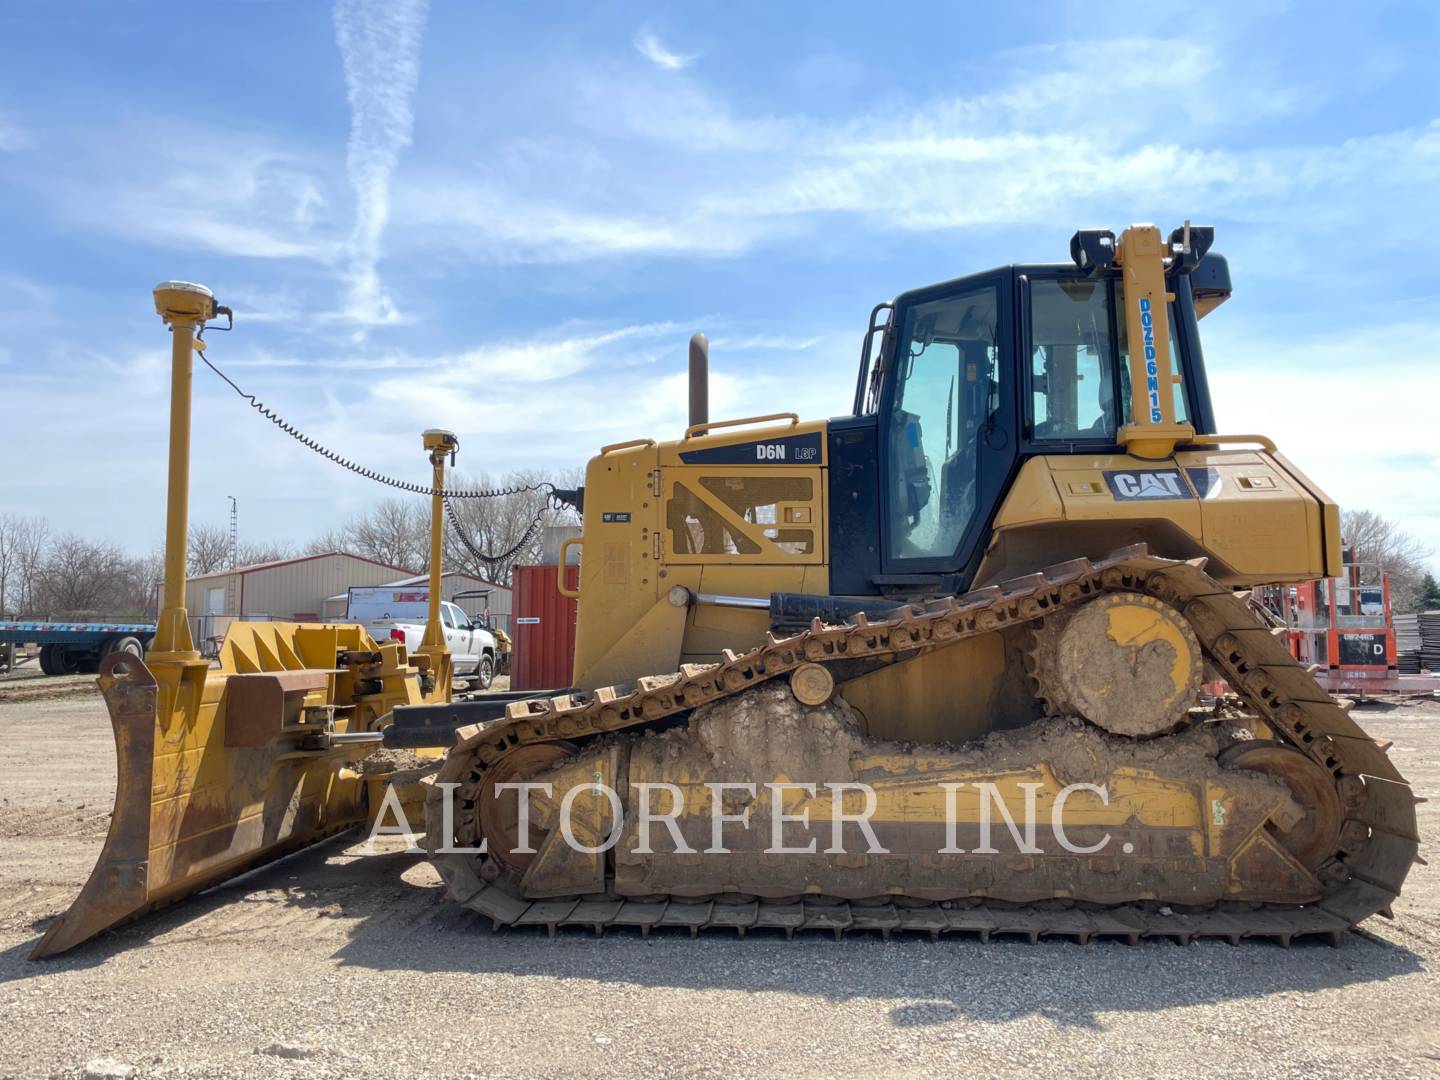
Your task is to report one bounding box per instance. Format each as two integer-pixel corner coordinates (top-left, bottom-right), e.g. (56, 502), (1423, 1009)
(1029, 591), (1203, 737)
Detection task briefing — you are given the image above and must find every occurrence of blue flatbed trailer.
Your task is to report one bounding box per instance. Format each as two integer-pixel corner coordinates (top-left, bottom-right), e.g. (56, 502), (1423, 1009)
(0, 620), (156, 676)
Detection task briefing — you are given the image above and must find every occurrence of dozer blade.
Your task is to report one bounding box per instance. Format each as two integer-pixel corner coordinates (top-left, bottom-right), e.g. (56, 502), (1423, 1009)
(31, 651), (371, 959)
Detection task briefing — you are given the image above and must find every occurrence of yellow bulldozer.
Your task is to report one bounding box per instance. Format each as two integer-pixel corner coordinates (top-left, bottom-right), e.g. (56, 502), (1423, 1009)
(32, 223), (1420, 957)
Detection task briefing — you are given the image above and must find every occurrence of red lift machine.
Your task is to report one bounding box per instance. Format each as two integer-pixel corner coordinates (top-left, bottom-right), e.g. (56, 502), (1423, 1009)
(1254, 547), (1432, 697)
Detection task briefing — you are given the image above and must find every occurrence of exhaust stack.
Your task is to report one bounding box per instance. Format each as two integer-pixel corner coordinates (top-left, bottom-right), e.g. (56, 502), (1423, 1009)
(688, 332), (709, 428)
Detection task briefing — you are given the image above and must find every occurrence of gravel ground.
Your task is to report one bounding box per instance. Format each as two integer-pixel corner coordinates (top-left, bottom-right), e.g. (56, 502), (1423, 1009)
(1, 686), (1436, 1079)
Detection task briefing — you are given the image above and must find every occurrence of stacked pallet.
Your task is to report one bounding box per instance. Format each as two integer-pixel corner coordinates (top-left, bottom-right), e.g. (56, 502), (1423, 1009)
(1421, 611), (1440, 673)
(1395, 613), (1422, 673)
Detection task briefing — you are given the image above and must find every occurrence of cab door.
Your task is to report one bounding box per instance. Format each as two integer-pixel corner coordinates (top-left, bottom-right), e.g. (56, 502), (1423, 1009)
(877, 270), (1017, 585)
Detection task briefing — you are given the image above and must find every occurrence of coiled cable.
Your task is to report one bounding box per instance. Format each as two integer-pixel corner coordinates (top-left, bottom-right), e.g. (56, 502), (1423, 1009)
(195, 348), (554, 501)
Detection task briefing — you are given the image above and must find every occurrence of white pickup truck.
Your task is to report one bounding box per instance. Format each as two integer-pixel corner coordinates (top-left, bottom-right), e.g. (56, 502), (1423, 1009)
(348, 587), (498, 689)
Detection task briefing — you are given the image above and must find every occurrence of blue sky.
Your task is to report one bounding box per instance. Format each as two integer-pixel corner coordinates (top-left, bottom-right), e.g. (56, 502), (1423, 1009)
(1, 1), (1437, 568)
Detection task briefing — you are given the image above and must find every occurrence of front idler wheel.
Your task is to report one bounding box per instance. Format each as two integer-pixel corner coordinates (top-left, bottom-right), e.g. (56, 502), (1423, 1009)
(1219, 741), (1343, 871)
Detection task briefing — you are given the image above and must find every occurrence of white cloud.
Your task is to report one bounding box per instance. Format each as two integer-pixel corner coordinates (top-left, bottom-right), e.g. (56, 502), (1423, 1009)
(1206, 318), (1440, 569)
(634, 29), (699, 71)
(7, 20), (1437, 573)
(708, 335), (822, 353)
(372, 323), (680, 400)
(46, 131), (343, 263)
(46, 32), (1428, 278)
(332, 0), (430, 326)
(0, 109), (26, 151)
(382, 38), (1439, 268)
(397, 177), (765, 261)
(0, 273), (51, 311)
(720, 112), (1438, 238)
(175, 218), (331, 261)
(574, 67), (787, 151)
(350, 323), (854, 461)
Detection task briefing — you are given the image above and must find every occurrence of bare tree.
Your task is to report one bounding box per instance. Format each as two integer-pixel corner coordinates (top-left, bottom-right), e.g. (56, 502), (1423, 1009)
(303, 528), (346, 556)
(341, 499), (427, 572)
(0, 466), (580, 621)
(0, 514), (18, 616)
(444, 468), (582, 585)
(12, 516), (49, 615)
(236, 539), (296, 566)
(31, 534), (134, 617)
(1342, 509), (1433, 613)
(187, 523), (233, 575)
(131, 549), (166, 617)
(0, 513), (48, 616)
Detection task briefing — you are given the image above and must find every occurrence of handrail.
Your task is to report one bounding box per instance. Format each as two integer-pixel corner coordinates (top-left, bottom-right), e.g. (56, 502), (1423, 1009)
(1180, 434), (1278, 453)
(557, 538), (582, 599)
(684, 412), (800, 439)
(600, 437), (656, 455)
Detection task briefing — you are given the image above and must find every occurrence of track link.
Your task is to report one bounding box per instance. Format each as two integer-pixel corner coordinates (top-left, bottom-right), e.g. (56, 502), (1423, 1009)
(425, 547), (1422, 945)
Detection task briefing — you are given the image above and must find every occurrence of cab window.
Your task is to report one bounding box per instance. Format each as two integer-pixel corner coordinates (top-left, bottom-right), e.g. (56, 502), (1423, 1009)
(1029, 278), (1191, 437)
(1029, 279), (1118, 440)
(886, 283), (999, 560)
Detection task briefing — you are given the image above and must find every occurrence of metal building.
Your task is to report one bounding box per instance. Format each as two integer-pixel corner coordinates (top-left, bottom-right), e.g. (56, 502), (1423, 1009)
(321, 570), (514, 632)
(186, 552), (414, 638)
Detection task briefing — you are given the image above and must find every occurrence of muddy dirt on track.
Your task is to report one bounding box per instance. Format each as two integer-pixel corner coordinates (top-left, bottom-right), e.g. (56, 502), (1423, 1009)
(0, 686), (1437, 1079)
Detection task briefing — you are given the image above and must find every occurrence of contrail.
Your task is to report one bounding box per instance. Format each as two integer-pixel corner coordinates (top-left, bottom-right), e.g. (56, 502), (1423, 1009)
(333, 0), (429, 325)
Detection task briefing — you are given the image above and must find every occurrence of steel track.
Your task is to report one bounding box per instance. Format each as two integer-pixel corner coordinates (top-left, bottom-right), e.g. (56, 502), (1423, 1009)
(424, 547), (1422, 945)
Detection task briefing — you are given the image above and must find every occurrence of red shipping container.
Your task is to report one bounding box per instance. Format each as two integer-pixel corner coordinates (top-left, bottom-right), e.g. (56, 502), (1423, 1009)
(510, 563), (578, 691)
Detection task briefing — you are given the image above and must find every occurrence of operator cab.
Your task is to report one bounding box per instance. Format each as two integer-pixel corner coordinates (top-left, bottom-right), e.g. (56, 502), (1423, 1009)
(830, 237), (1231, 596)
